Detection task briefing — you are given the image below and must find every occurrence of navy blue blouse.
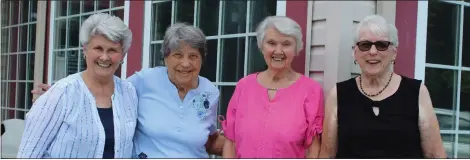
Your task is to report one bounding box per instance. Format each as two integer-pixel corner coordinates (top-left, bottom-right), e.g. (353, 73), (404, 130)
(97, 107), (115, 159)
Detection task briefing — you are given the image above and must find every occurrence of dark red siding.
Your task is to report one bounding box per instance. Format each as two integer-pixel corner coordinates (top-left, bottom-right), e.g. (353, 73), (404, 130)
(125, 1), (145, 77)
(286, 1), (308, 75)
(394, 1), (418, 78)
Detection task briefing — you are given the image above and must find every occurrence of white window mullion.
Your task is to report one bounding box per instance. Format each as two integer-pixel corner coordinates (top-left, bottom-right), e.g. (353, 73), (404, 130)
(47, 1), (57, 85)
(452, 4), (464, 158)
(171, 0), (176, 24)
(193, 0), (199, 27)
(243, 0), (251, 76)
(141, 0), (152, 70)
(276, 0), (286, 16)
(215, 0), (224, 83)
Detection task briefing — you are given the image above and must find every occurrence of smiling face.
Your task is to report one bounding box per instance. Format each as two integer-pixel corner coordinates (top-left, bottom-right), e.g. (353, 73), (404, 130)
(84, 35), (124, 78)
(261, 27), (297, 71)
(164, 42), (202, 86)
(354, 28), (397, 76)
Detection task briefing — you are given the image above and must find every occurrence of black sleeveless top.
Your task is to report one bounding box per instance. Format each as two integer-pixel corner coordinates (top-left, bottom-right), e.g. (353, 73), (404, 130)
(336, 75), (424, 158)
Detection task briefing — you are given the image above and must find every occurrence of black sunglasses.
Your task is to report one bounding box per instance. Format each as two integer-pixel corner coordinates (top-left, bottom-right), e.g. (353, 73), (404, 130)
(356, 41), (392, 51)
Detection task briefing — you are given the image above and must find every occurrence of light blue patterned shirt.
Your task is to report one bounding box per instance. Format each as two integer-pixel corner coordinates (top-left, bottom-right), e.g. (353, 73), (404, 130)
(129, 67), (219, 158)
(17, 73), (138, 158)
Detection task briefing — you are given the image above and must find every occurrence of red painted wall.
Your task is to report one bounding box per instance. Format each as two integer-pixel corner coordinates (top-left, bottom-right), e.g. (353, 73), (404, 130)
(125, 1), (145, 77)
(394, 1), (418, 78)
(286, 1), (308, 75)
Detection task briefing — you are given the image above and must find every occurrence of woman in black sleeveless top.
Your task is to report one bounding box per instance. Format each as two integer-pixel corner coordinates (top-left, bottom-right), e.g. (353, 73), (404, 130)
(319, 15), (446, 158)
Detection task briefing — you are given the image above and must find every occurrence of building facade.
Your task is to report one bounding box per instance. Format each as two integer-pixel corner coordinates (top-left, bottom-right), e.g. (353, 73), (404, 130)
(0, 0), (468, 158)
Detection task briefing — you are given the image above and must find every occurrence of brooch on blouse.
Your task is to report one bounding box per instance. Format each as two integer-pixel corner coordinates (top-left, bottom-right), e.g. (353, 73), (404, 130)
(192, 92), (211, 121)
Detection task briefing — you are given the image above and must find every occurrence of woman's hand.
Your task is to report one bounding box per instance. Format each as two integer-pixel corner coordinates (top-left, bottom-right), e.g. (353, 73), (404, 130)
(222, 139), (236, 158)
(31, 83), (51, 103)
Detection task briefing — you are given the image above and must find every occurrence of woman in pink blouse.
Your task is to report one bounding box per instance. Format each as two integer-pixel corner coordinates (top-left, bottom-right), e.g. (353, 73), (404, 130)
(219, 16), (324, 158)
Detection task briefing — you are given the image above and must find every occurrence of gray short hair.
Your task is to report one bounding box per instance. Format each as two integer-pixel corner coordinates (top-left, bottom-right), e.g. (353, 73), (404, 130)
(161, 23), (207, 59)
(79, 13), (132, 54)
(354, 15), (399, 47)
(255, 16), (303, 54)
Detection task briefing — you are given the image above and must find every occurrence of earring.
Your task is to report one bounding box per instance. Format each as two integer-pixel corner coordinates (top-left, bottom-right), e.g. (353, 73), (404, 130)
(392, 60), (396, 64)
(354, 60), (357, 64)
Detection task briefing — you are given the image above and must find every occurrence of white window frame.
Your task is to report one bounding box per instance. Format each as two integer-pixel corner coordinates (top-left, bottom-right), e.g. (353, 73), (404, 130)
(47, 1), (130, 85)
(416, 0), (470, 158)
(141, 0), (287, 84)
(0, 0), (38, 120)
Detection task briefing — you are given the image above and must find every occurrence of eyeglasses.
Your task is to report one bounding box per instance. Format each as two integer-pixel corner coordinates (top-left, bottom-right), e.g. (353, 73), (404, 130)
(356, 41), (392, 52)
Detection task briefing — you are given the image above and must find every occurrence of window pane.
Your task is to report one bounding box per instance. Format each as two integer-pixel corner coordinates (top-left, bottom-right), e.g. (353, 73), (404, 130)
(1, 55), (7, 79)
(78, 50), (86, 72)
(56, 0), (67, 17)
(111, 9), (124, 20)
(9, 55), (17, 80)
(98, 0), (110, 10)
(15, 111), (25, 120)
(198, 0), (219, 36)
(17, 54), (26, 80)
(10, 27), (17, 53)
(53, 51), (67, 81)
(16, 82), (25, 109)
(175, 0), (194, 25)
(28, 24), (36, 51)
(458, 134), (469, 158)
(151, 1), (172, 41)
(21, 0), (29, 23)
(8, 82), (16, 107)
(462, 6), (470, 67)
(68, 17), (80, 48)
(10, 1), (18, 25)
(29, 0), (37, 22)
(26, 82), (33, 109)
(200, 39), (217, 82)
(247, 36), (266, 74)
(67, 50), (79, 75)
(425, 67), (458, 130)
(55, 19), (66, 49)
(2, 1), (10, 26)
(27, 53), (34, 80)
(220, 37), (245, 82)
(69, 0), (80, 15)
(112, 0), (124, 7)
(150, 43), (163, 67)
(460, 71), (470, 131)
(221, 1), (246, 35)
(218, 86), (236, 126)
(426, 1), (460, 66)
(249, 0), (276, 32)
(442, 133), (455, 158)
(1, 29), (9, 53)
(19, 25), (28, 52)
(83, 0), (95, 13)
(0, 83), (5, 105)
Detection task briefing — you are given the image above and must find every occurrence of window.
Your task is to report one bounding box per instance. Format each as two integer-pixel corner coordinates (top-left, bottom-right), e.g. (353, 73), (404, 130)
(0, 0), (37, 120)
(425, 0), (470, 158)
(49, 0), (125, 84)
(144, 0), (278, 125)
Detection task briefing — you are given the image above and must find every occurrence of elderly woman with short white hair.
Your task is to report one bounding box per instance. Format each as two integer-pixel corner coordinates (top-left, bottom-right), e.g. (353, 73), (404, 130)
(220, 16), (325, 158)
(128, 23), (224, 158)
(319, 15), (446, 158)
(17, 13), (137, 158)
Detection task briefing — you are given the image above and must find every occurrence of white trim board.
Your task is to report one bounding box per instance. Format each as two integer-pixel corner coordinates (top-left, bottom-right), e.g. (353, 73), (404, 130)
(414, 1), (428, 81)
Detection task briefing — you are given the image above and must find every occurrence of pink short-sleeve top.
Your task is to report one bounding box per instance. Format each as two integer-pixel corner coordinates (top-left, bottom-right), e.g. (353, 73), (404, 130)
(219, 73), (325, 158)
